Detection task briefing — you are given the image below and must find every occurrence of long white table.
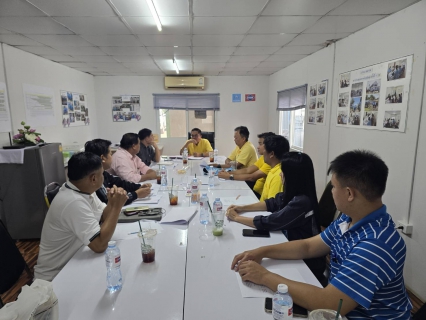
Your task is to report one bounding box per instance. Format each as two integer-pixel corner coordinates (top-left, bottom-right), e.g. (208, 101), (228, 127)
(52, 158), (322, 319)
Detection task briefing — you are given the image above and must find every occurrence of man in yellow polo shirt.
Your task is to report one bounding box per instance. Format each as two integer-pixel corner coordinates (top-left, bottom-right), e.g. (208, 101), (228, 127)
(218, 132), (275, 198)
(180, 128), (213, 157)
(260, 135), (290, 201)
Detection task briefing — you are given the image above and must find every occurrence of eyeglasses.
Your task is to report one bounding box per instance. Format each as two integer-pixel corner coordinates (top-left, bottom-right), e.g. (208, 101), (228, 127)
(191, 134), (199, 138)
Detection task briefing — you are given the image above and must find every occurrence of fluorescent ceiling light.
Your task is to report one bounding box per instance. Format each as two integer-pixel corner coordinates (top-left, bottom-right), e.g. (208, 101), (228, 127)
(173, 58), (179, 74)
(146, 0), (162, 31)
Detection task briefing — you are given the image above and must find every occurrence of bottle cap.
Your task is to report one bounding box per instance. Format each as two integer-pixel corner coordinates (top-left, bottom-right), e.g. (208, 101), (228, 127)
(277, 284), (288, 293)
(108, 241), (116, 247)
(215, 198), (220, 201)
(202, 193), (207, 196)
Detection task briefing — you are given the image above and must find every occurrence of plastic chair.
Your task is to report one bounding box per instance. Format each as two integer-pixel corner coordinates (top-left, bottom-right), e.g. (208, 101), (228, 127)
(44, 182), (61, 208)
(0, 220), (32, 308)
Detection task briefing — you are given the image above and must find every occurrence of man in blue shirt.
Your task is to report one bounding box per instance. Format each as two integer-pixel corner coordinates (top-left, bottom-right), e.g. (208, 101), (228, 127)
(231, 150), (412, 319)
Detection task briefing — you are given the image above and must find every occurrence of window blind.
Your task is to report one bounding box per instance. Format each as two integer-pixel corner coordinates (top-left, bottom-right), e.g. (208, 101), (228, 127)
(277, 84), (307, 111)
(153, 93), (220, 110)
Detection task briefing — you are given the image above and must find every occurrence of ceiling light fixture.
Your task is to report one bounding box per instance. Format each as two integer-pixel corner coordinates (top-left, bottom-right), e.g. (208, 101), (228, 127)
(146, 0), (162, 31)
(173, 58), (179, 74)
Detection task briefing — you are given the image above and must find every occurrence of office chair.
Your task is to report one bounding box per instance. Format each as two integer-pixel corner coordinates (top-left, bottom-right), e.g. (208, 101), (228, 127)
(187, 131), (215, 149)
(413, 303), (426, 320)
(318, 181), (339, 231)
(44, 182), (61, 208)
(0, 220), (33, 308)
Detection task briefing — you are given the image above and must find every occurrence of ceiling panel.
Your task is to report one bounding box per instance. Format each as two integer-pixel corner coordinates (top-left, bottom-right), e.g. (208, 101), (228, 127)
(125, 17), (190, 34)
(257, 61), (294, 68)
(234, 46), (280, 55)
(54, 46), (107, 55)
(99, 46), (150, 55)
(146, 46), (191, 56)
(193, 35), (244, 46)
(70, 55), (118, 63)
(122, 62), (161, 71)
(27, 35), (93, 47)
(226, 61), (260, 68)
(219, 71), (248, 76)
(0, 27), (12, 34)
(54, 17), (130, 35)
(133, 70), (165, 75)
(15, 46), (61, 55)
(61, 62), (92, 68)
(228, 55), (268, 62)
(74, 67), (101, 72)
(304, 15), (386, 34)
(193, 0), (268, 16)
(247, 69), (275, 75)
(193, 56), (230, 62)
(250, 16), (321, 34)
(110, 0), (151, 16)
(0, 17), (73, 34)
(288, 33), (350, 46)
(194, 62), (226, 69)
(262, 0), (346, 15)
(274, 45), (323, 55)
(265, 54), (308, 62)
(138, 34), (191, 46)
(39, 54), (78, 62)
(150, 0), (189, 17)
(81, 35), (142, 46)
(0, 34), (43, 46)
(29, 0), (116, 16)
(240, 34), (296, 47)
(328, 0), (420, 15)
(192, 47), (236, 55)
(0, 0), (45, 17)
(113, 55), (154, 62)
(193, 17), (256, 35)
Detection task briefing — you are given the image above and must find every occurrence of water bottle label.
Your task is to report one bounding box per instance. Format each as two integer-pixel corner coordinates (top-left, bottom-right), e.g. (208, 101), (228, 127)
(107, 254), (121, 268)
(272, 305), (292, 319)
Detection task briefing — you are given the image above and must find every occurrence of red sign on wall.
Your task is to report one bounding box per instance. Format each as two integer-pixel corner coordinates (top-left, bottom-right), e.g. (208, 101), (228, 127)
(245, 94), (256, 101)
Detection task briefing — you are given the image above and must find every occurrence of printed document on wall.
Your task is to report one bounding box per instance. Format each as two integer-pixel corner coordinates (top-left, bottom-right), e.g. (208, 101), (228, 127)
(0, 82), (12, 133)
(23, 84), (55, 127)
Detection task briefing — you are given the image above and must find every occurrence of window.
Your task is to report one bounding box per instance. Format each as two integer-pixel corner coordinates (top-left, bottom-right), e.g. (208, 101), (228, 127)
(277, 85), (307, 151)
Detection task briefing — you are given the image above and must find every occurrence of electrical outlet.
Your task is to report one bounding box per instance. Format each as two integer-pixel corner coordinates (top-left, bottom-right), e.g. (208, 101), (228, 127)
(397, 220), (413, 235)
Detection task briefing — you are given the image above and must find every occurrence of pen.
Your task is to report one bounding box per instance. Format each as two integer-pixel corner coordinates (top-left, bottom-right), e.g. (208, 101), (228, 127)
(236, 194), (241, 200)
(128, 231), (139, 235)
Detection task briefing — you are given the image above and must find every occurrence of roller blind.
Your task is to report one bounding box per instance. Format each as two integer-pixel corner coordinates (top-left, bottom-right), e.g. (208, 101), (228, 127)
(153, 93), (220, 110)
(277, 84), (307, 111)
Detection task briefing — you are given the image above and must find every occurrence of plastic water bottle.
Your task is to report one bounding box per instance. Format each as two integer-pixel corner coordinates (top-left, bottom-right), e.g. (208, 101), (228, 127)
(208, 165), (215, 188)
(161, 165), (167, 186)
(213, 149), (218, 163)
(199, 193), (209, 225)
(213, 197), (222, 213)
(191, 177), (200, 204)
(273, 284), (293, 319)
(183, 148), (188, 165)
(105, 241), (123, 293)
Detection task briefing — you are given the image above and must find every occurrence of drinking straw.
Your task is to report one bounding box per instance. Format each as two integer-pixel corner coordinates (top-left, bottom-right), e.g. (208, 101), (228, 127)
(171, 178), (174, 196)
(335, 299), (343, 320)
(138, 220), (146, 246)
(207, 200), (216, 224)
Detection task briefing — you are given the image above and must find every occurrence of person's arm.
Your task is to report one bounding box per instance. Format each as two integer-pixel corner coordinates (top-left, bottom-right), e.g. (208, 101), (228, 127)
(227, 201), (267, 213)
(226, 209), (255, 228)
(219, 168), (265, 181)
(180, 139), (196, 155)
(88, 186), (128, 253)
(151, 142), (161, 163)
(139, 168), (156, 182)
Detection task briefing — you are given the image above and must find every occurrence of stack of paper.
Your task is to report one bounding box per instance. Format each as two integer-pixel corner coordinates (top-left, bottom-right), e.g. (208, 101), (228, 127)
(160, 207), (198, 224)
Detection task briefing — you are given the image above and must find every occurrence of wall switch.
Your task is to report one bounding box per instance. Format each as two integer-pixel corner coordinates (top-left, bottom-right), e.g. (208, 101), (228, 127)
(397, 220), (413, 235)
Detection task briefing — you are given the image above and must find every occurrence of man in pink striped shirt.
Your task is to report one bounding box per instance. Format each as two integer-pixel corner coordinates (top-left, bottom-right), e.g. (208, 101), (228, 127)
(110, 133), (157, 183)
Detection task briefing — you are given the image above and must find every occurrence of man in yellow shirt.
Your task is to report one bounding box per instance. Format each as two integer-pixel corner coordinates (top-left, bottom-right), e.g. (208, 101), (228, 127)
(180, 128), (213, 157)
(260, 135), (290, 201)
(218, 132), (275, 198)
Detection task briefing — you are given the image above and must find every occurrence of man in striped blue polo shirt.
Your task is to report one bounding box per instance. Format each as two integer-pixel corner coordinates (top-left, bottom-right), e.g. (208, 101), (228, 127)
(231, 150), (412, 319)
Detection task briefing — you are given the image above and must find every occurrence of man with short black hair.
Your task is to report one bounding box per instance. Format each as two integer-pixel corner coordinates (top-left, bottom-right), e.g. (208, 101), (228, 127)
(137, 128), (161, 166)
(179, 128), (213, 157)
(35, 152), (128, 281)
(110, 133), (157, 183)
(231, 150), (412, 318)
(85, 139), (151, 205)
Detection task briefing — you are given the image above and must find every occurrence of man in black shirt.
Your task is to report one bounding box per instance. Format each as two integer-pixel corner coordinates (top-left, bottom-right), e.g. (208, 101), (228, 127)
(137, 128), (161, 166)
(85, 139), (151, 205)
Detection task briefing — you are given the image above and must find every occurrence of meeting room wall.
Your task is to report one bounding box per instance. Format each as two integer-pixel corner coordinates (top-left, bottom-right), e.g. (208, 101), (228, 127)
(269, 0), (426, 300)
(0, 44), (98, 148)
(94, 76), (269, 156)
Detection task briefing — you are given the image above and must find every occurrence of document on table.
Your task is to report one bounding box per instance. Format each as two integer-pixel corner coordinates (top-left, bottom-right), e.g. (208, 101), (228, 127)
(112, 221), (163, 240)
(221, 196), (256, 206)
(160, 208), (198, 224)
(236, 268), (306, 298)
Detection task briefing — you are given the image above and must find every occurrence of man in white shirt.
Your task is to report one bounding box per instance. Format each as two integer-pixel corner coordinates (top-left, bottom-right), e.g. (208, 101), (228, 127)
(34, 152), (128, 281)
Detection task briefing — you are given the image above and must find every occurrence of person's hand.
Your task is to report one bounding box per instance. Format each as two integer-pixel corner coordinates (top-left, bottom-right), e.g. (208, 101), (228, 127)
(238, 260), (270, 284)
(136, 187), (151, 199)
(231, 248), (263, 271)
(140, 183), (152, 189)
(218, 171), (230, 179)
(227, 205), (243, 213)
(107, 185), (128, 207)
(187, 139), (197, 146)
(193, 152), (200, 157)
(151, 141), (158, 148)
(226, 208), (240, 221)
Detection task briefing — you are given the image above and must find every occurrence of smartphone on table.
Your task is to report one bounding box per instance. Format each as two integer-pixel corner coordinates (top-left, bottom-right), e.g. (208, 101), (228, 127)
(264, 297), (308, 318)
(242, 229), (270, 238)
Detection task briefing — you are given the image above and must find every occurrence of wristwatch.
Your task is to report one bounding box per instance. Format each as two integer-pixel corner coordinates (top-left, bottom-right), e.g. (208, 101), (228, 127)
(229, 174), (234, 180)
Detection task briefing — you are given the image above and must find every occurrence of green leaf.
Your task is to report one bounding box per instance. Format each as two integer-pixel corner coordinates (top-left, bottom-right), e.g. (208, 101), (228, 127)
(24, 125), (31, 129)
(21, 121), (25, 125)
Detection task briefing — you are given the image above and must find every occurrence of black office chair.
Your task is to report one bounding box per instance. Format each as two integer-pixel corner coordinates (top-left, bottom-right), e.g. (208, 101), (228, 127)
(187, 131), (215, 149)
(0, 220), (33, 308)
(413, 303), (426, 320)
(44, 182), (61, 208)
(318, 181), (338, 231)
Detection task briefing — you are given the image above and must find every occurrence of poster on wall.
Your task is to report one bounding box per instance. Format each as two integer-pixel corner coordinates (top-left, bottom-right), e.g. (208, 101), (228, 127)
(23, 84), (55, 127)
(112, 95), (141, 122)
(60, 90), (89, 127)
(0, 82), (12, 133)
(336, 55), (412, 132)
(307, 80), (327, 125)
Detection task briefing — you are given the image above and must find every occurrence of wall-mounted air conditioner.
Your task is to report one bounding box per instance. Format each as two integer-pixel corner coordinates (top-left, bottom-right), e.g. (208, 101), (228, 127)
(164, 76), (205, 90)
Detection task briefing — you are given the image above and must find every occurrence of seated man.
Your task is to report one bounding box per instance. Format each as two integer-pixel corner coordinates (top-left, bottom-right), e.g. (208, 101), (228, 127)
(34, 152), (128, 281)
(231, 150), (412, 319)
(85, 139), (151, 205)
(218, 132), (275, 199)
(137, 128), (161, 166)
(180, 128), (213, 157)
(217, 126), (257, 169)
(110, 133), (157, 183)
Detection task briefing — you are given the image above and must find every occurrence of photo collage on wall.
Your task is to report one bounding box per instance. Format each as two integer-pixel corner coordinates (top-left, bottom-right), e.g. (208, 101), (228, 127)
(112, 95), (141, 122)
(60, 90), (89, 127)
(336, 55), (412, 132)
(307, 80), (327, 126)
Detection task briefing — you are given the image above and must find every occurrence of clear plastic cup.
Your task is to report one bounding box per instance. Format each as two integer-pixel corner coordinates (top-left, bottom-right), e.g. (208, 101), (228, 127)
(212, 210), (225, 236)
(138, 229), (157, 263)
(309, 309), (343, 320)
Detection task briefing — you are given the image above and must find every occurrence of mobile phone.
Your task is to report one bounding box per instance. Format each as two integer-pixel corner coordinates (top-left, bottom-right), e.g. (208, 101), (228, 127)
(242, 229), (270, 237)
(123, 206), (149, 214)
(264, 298), (308, 317)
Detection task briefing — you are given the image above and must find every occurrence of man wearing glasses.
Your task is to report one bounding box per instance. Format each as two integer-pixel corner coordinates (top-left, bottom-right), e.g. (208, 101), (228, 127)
(180, 128), (213, 157)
